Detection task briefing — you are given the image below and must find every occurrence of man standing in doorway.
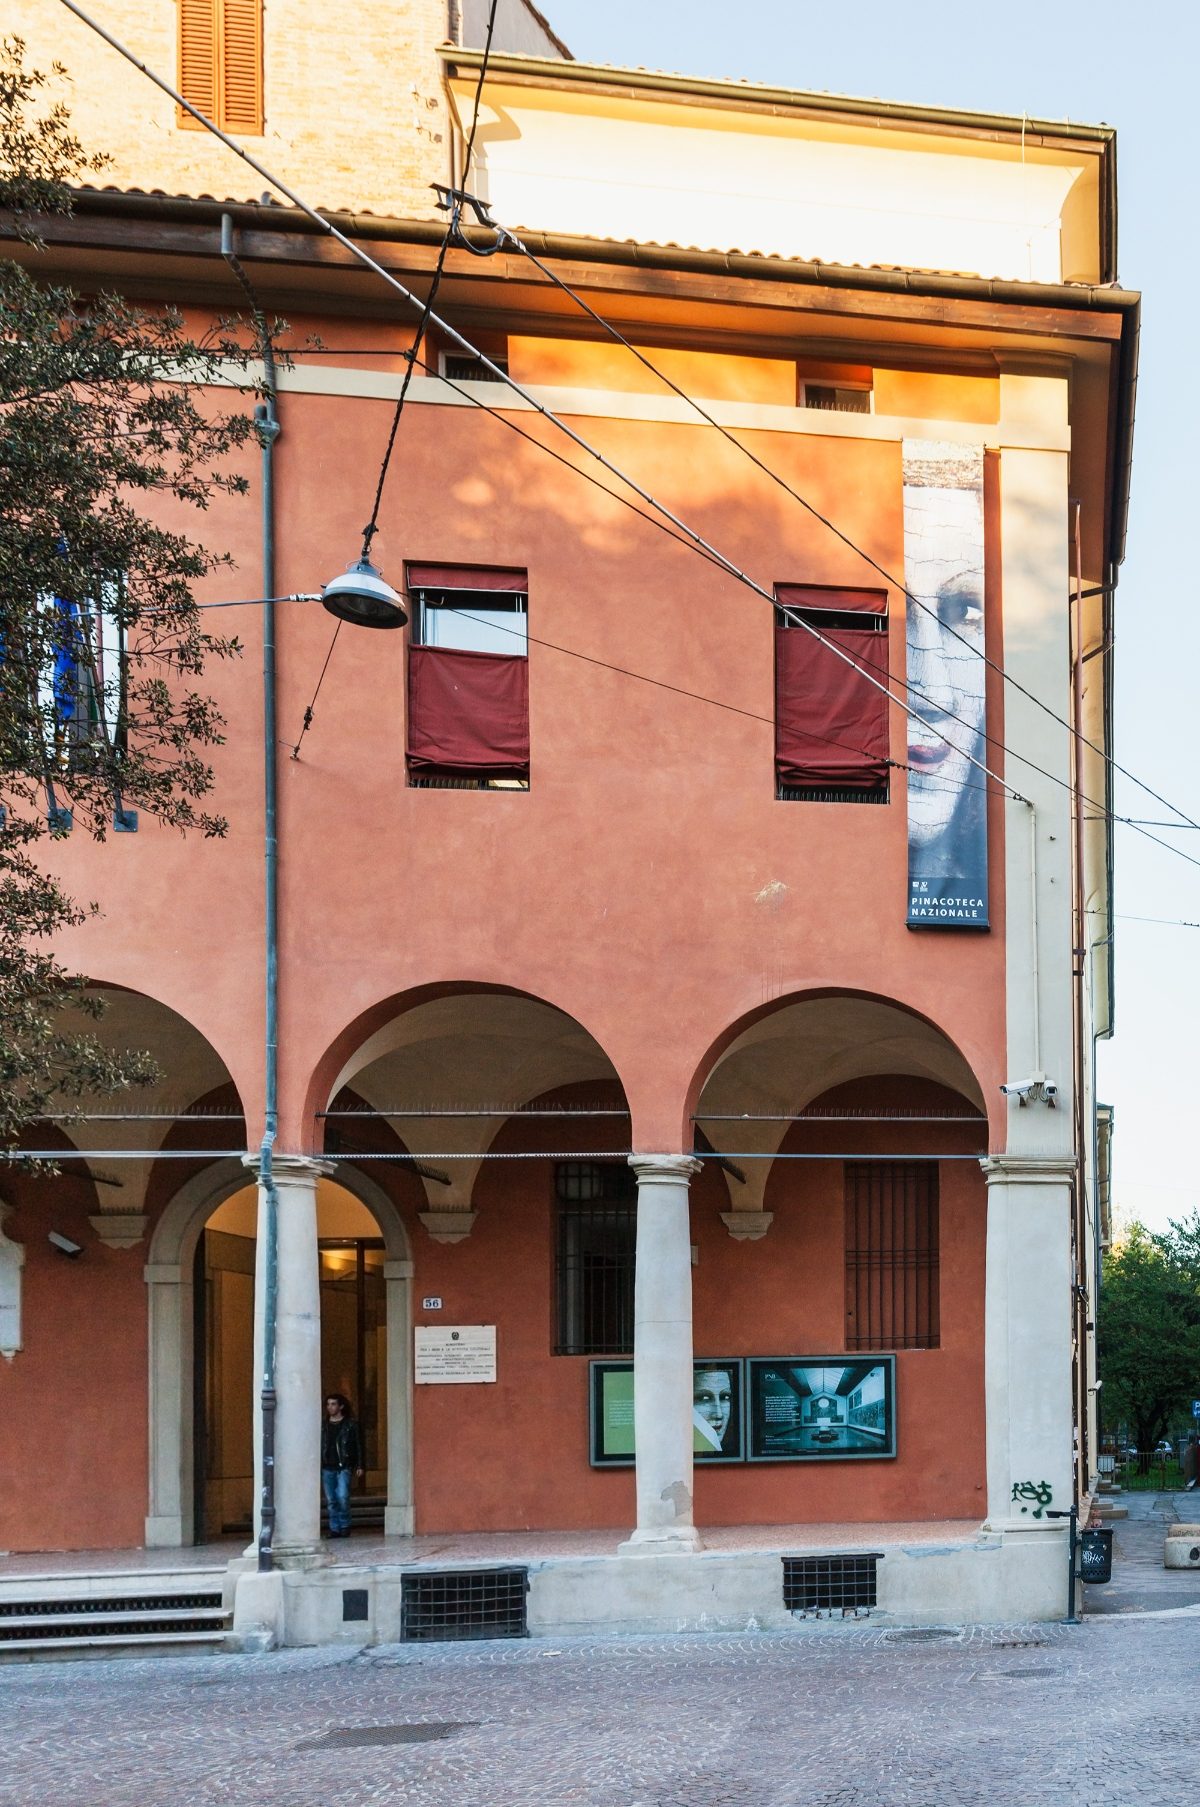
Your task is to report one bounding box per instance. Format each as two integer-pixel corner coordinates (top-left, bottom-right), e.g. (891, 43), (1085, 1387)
(322, 1394), (364, 1538)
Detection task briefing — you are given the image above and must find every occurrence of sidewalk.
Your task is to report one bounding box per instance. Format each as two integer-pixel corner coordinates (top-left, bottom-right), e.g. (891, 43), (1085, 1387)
(1085, 1488), (1200, 1615)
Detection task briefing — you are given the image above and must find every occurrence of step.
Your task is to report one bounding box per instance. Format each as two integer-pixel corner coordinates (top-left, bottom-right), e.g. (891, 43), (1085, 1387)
(0, 1628), (229, 1656)
(0, 1606), (229, 1632)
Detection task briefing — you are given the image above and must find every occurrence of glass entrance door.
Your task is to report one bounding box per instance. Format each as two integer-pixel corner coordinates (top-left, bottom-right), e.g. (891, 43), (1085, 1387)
(318, 1240), (387, 1506)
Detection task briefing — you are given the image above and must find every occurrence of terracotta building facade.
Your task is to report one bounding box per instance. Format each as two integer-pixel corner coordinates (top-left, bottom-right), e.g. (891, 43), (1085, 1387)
(0, 3), (1131, 1641)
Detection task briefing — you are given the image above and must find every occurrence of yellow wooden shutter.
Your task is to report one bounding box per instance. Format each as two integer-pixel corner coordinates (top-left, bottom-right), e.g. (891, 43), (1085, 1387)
(177, 0), (262, 134)
(220, 0), (264, 134)
(177, 0), (218, 128)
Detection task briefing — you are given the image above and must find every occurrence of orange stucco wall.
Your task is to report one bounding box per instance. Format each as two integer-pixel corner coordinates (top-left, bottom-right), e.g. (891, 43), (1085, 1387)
(405, 1083), (984, 1534)
(42, 327), (1008, 1143)
(3, 306), (1013, 1551)
(0, 1150), (147, 1552)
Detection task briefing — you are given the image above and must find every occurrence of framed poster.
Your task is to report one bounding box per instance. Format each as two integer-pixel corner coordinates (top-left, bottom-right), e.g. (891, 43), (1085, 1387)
(589, 1358), (745, 1466)
(746, 1356), (896, 1462)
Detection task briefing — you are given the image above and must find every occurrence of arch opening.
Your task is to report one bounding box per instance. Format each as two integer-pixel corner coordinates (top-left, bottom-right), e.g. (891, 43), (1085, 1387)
(145, 1163), (412, 1549)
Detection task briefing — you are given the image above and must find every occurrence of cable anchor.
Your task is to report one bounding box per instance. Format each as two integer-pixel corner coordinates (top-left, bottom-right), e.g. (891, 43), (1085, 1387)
(431, 184), (511, 257)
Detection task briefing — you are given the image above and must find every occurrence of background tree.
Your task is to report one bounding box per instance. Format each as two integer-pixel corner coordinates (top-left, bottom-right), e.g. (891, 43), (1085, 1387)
(0, 38), (260, 1153)
(1099, 1215), (1200, 1457)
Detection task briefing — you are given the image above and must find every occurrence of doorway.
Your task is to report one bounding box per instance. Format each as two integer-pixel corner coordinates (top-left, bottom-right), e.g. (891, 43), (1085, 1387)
(192, 1181), (391, 1541)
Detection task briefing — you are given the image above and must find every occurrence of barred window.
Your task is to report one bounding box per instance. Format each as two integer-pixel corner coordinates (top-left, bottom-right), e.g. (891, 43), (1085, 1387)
(844, 1161), (939, 1351)
(554, 1162), (636, 1356)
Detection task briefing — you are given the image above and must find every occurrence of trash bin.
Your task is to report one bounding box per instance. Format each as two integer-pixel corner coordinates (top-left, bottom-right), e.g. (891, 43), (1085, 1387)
(1079, 1527), (1113, 1583)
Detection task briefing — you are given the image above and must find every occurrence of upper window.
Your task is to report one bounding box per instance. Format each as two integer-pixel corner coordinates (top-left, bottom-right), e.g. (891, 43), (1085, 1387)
(406, 565), (529, 790)
(3, 585), (127, 773)
(774, 585), (889, 804)
(410, 571), (527, 657)
(178, 0), (264, 135)
(844, 1161), (940, 1351)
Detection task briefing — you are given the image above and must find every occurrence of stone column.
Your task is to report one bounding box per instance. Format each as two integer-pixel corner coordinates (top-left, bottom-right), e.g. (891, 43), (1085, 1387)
(144, 1260), (193, 1547)
(383, 1257), (415, 1536)
(986, 394), (1079, 1547)
(980, 1155), (1077, 1532)
(247, 1154), (331, 1568)
(619, 1154), (702, 1556)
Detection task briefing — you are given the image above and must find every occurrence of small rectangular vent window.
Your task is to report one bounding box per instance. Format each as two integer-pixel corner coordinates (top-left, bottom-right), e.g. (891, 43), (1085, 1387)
(400, 1568), (528, 1642)
(442, 354), (509, 384)
(802, 384), (872, 413)
(782, 1553), (881, 1616)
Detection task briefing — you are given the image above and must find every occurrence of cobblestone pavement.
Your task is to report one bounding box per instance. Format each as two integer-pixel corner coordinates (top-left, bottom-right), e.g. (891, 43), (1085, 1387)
(1085, 1489), (1200, 1614)
(3, 1611), (1200, 1807)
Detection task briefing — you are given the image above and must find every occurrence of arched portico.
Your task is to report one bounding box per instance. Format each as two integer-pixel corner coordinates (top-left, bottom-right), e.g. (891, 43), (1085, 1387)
(686, 987), (989, 1228)
(145, 1160), (413, 1548)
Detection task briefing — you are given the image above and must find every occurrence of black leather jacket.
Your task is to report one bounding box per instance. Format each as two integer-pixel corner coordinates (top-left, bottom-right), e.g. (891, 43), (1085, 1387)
(321, 1416), (363, 1471)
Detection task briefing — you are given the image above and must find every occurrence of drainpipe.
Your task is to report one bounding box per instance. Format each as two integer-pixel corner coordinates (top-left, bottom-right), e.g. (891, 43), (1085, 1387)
(221, 214), (282, 1572)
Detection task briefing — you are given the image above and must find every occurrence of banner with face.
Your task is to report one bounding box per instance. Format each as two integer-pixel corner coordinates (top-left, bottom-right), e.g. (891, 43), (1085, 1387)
(903, 440), (988, 927)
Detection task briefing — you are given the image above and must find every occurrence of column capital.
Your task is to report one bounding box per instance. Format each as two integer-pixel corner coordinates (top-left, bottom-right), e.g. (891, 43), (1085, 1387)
(980, 1155), (1077, 1185)
(89, 1213), (148, 1249)
(628, 1153), (701, 1185)
(241, 1153), (334, 1185)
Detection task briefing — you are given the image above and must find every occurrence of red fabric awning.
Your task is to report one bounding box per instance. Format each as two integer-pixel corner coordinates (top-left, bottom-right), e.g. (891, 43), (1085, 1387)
(775, 624), (890, 789)
(407, 644), (529, 779)
(775, 584), (887, 614)
(406, 564), (528, 593)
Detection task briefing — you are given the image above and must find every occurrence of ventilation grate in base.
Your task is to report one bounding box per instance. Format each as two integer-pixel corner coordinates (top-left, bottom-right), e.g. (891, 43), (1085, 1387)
(783, 1553), (881, 1617)
(400, 1568), (528, 1642)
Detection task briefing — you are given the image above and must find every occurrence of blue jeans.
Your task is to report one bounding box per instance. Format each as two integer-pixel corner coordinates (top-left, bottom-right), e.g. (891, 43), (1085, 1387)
(322, 1466), (352, 1535)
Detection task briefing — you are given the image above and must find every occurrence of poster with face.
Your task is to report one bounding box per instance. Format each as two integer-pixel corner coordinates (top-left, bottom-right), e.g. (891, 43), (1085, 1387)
(903, 440), (988, 927)
(589, 1359), (745, 1465)
(746, 1357), (896, 1461)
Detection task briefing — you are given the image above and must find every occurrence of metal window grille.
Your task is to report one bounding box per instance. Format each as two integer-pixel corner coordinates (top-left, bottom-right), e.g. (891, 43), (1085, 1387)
(400, 1568), (528, 1642)
(777, 783), (889, 805)
(844, 1161), (940, 1351)
(801, 384), (872, 413)
(555, 1162), (637, 1356)
(782, 1553), (881, 1615)
(409, 774), (529, 791)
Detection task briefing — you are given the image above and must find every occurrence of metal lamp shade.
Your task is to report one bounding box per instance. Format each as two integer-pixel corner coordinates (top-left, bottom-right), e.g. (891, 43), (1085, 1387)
(321, 559), (408, 629)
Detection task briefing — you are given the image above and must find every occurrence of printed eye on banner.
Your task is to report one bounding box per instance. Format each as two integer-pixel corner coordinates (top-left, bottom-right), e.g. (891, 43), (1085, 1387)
(903, 441), (989, 929)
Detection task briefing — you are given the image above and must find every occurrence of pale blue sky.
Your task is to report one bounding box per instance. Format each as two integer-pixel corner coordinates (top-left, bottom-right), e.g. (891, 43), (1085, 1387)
(542, 1), (1200, 1233)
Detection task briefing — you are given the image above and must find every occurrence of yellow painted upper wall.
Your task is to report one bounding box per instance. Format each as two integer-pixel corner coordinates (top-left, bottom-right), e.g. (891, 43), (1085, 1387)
(510, 340), (1001, 423)
(873, 370), (999, 424)
(508, 337), (796, 404)
(452, 77), (1103, 285)
(10, 0), (453, 217)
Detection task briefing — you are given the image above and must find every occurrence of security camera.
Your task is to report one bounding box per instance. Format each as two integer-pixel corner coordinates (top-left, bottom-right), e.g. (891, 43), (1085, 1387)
(48, 1231), (82, 1258)
(1000, 1074), (1058, 1107)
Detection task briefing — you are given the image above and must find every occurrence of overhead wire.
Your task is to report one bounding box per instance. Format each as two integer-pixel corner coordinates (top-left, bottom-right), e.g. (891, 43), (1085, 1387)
(401, 346), (1200, 869)
(500, 219), (1200, 839)
(437, 604), (997, 801)
(58, 0), (1024, 804)
(64, 0), (1200, 875)
(287, 0), (501, 760)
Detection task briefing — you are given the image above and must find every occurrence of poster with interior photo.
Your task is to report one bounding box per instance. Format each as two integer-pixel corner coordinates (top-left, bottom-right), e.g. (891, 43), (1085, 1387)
(589, 1359), (745, 1466)
(903, 440), (989, 928)
(746, 1357), (897, 1462)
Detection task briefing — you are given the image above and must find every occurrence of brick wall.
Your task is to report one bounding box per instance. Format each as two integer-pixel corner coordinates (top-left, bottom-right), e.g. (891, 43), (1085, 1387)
(11, 0), (453, 218)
